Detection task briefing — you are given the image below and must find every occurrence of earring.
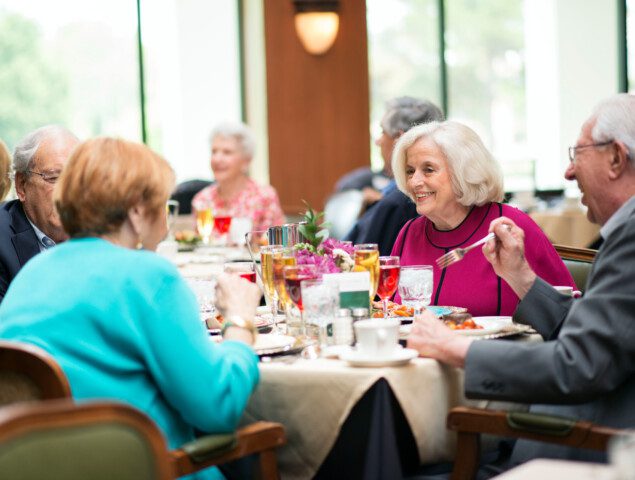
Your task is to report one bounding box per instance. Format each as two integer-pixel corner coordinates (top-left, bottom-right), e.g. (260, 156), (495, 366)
(136, 237), (143, 250)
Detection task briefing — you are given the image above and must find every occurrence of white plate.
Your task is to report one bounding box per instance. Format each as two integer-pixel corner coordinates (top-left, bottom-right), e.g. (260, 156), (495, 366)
(253, 334), (296, 354)
(340, 347), (418, 367)
(454, 316), (513, 336)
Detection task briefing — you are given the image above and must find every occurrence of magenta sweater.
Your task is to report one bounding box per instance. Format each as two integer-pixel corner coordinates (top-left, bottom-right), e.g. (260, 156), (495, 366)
(391, 203), (576, 316)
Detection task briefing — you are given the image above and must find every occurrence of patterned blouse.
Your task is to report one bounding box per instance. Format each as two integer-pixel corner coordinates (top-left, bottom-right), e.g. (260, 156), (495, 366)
(191, 178), (286, 232)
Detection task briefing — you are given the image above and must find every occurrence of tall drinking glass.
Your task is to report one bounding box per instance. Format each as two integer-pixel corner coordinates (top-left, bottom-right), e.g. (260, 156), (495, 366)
(283, 264), (318, 337)
(260, 246), (283, 326)
(166, 200), (179, 240)
(398, 265), (433, 315)
(302, 279), (339, 352)
(196, 205), (214, 245)
(273, 248), (296, 315)
(377, 256), (400, 318)
(354, 243), (380, 300)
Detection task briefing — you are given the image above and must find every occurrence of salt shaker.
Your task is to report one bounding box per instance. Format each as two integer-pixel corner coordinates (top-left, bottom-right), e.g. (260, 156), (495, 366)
(351, 307), (370, 323)
(333, 308), (354, 346)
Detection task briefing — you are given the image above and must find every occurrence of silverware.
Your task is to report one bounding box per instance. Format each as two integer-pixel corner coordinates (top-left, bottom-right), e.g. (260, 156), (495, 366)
(436, 232), (495, 269)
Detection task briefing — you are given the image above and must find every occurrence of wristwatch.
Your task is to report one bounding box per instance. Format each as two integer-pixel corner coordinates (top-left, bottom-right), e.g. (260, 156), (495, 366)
(221, 314), (258, 339)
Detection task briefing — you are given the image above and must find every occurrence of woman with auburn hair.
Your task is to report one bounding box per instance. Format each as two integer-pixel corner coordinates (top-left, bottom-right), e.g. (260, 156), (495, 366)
(0, 137), (261, 480)
(0, 140), (11, 200)
(192, 122), (285, 231)
(390, 121), (574, 316)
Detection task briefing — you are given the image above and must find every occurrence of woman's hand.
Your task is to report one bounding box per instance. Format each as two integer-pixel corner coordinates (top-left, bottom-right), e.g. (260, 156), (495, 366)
(406, 310), (473, 368)
(215, 273), (261, 345)
(482, 217), (536, 299)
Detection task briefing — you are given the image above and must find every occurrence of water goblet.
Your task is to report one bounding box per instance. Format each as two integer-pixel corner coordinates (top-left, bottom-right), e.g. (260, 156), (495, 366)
(377, 256), (400, 318)
(283, 264), (318, 337)
(301, 279), (339, 353)
(398, 265), (433, 315)
(354, 243), (380, 300)
(223, 262), (257, 283)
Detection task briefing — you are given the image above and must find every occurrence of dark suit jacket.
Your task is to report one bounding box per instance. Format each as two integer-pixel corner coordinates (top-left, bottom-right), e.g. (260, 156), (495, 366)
(344, 188), (418, 256)
(465, 204), (635, 464)
(0, 200), (41, 302)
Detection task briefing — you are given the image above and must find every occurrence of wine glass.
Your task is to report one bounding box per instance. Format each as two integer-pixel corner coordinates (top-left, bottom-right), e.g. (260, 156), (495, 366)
(398, 265), (433, 315)
(283, 264), (318, 337)
(195, 203), (214, 245)
(354, 243), (380, 300)
(223, 262), (257, 283)
(377, 256), (400, 318)
(260, 245), (283, 328)
(213, 209), (232, 246)
(165, 200), (179, 240)
(272, 247), (296, 314)
(301, 279), (339, 353)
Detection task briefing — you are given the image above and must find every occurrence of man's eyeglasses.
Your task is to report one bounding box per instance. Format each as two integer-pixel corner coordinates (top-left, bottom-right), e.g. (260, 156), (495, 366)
(27, 170), (61, 184)
(568, 141), (613, 163)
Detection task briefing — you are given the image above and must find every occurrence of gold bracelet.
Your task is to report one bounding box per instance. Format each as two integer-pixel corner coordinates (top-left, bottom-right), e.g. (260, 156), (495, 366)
(221, 315), (257, 339)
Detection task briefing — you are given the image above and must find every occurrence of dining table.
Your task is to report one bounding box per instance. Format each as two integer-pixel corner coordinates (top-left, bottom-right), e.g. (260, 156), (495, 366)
(169, 245), (534, 480)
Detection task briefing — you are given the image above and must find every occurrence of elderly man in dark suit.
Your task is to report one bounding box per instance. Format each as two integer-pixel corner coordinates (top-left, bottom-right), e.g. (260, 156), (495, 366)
(408, 93), (635, 473)
(0, 126), (79, 302)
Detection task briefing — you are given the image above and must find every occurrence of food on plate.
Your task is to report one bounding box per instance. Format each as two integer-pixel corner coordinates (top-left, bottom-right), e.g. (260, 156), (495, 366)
(371, 300), (414, 318)
(443, 313), (483, 331)
(175, 230), (201, 245)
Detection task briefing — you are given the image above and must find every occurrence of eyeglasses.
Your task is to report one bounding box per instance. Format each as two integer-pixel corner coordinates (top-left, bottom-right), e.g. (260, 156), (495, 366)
(568, 141), (613, 163)
(27, 170), (61, 184)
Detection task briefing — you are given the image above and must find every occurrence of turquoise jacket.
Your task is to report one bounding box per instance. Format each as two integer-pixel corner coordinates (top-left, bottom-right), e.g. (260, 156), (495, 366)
(0, 238), (259, 479)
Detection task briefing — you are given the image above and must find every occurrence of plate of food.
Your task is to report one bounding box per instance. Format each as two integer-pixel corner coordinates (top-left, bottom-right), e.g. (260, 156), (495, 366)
(371, 301), (464, 322)
(175, 230), (201, 251)
(446, 315), (516, 336)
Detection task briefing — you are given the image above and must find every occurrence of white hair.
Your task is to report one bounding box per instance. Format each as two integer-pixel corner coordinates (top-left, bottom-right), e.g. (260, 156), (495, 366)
(13, 125), (78, 174)
(392, 121), (504, 206)
(209, 122), (255, 160)
(591, 93), (635, 164)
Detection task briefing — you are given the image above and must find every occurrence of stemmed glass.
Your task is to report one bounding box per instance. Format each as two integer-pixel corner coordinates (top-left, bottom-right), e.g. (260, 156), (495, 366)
(301, 279), (339, 353)
(165, 200), (179, 240)
(283, 264), (318, 337)
(213, 209), (232, 246)
(377, 256), (400, 318)
(398, 265), (433, 315)
(260, 246), (283, 326)
(223, 262), (257, 283)
(354, 243), (380, 300)
(272, 248), (296, 315)
(195, 203), (214, 245)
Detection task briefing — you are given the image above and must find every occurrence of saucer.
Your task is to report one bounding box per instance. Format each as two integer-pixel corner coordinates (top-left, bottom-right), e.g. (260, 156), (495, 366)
(340, 348), (418, 367)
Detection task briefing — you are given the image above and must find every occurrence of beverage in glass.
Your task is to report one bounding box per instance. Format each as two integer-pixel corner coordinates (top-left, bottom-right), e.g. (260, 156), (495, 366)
(165, 200), (179, 240)
(260, 245), (283, 319)
(214, 216), (232, 235)
(354, 243), (380, 300)
(272, 248), (296, 312)
(283, 264), (318, 336)
(398, 265), (433, 315)
(223, 262), (257, 283)
(301, 279), (339, 351)
(196, 208), (213, 245)
(377, 256), (400, 318)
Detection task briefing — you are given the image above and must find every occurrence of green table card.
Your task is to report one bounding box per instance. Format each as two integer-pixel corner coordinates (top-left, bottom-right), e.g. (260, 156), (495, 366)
(322, 272), (371, 310)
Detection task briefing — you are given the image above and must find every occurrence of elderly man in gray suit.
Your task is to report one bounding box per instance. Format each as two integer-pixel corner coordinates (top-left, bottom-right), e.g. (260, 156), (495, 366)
(408, 93), (635, 472)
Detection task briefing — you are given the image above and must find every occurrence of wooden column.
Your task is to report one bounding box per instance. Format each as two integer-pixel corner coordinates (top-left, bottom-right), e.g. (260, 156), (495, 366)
(263, 0), (370, 214)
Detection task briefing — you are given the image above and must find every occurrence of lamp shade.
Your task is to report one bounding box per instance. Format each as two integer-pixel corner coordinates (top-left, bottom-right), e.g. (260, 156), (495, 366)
(293, 0), (339, 55)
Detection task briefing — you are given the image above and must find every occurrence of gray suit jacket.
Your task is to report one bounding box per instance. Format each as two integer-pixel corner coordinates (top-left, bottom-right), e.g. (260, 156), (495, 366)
(464, 205), (635, 464)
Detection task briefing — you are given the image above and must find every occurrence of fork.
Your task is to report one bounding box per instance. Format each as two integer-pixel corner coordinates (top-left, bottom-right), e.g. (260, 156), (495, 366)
(436, 232), (495, 269)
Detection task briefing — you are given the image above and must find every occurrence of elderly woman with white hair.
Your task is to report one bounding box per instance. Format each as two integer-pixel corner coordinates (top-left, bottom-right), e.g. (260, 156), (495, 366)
(390, 121), (574, 316)
(192, 122), (285, 231)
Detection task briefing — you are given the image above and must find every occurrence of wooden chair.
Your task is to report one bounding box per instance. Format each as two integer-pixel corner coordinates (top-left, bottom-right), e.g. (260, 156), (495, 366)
(553, 244), (597, 293)
(0, 340), (71, 405)
(446, 406), (622, 480)
(0, 399), (286, 480)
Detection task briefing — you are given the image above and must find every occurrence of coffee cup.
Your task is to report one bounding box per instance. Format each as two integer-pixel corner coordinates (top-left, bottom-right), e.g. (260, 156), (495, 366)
(354, 319), (400, 357)
(554, 286), (582, 298)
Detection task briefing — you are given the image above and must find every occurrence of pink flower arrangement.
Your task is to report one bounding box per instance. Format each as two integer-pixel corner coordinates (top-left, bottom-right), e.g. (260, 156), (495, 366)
(295, 238), (355, 275)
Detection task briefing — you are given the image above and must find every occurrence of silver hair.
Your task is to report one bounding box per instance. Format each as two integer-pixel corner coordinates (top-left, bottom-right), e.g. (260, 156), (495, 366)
(591, 93), (635, 163)
(13, 125), (78, 175)
(380, 97), (445, 138)
(209, 122), (255, 159)
(392, 121), (504, 206)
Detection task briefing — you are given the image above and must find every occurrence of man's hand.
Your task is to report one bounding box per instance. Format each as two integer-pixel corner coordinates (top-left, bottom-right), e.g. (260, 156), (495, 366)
(482, 217), (536, 299)
(406, 310), (473, 368)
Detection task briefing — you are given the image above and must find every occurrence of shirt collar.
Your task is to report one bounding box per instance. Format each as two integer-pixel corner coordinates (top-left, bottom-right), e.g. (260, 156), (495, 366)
(600, 195), (635, 240)
(25, 216), (55, 252)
